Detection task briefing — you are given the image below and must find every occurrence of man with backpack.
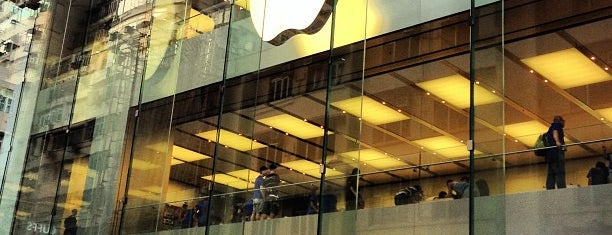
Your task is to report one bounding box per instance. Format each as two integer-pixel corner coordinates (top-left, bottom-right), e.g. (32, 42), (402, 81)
(546, 115), (567, 189)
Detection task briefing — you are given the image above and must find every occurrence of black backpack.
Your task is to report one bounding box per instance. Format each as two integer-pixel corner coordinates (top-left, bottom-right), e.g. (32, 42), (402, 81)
(394, 187), (420, 205)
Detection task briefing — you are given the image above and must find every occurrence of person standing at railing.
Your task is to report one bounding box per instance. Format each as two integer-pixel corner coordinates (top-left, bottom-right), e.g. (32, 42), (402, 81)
(345, 168), (364, 210)
(260, 163), (281, 219)
(546, 115), (566, 190)
(251, 166), (268, 221)
(307, 187), (319, 214)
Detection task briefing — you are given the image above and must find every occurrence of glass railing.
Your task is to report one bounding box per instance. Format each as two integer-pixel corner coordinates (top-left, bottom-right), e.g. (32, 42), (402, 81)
(120, 137), (612, 234)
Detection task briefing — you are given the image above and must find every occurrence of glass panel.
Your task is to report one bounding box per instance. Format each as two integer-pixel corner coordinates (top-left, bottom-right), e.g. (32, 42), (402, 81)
(499, 1), (612, 234)
(31, 0), (89, 134)
(11, 131), (65, 234)
(119, 0), (189, 233)
(120, 0), (230, 233)
(472, 1), (505, 234)
(0, 1), (41, 233)
(320, 0), (367, 233)
(9, 0), (100, 233)
(11, 122), (94, 234)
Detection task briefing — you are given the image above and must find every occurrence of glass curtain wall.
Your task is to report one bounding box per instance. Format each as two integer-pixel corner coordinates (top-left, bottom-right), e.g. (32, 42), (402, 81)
(116, 0), (513, 234)
(3, 0), (606, 234)
(3, 0), (611, 234)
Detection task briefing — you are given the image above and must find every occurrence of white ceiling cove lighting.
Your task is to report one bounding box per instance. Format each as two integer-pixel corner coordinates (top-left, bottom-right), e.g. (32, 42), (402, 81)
(413, 136), (476, 158)
(331, 96), (409, 125)
(250, 0), (326, 43)
(171, 146), (210, 165)
(503, 120), (549, 147)
(202, 174), (253, 190)
(258, 114), (326, 139)
(521, 48), (611, 89)
(281, 160), (343, 178)
(416, 75), (502, 109)
(196, 129), (267, 151)
(339, 149), (409, 169)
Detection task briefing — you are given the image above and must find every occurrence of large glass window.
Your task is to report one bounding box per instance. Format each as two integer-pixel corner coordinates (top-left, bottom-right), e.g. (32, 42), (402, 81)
(5, 0), (612, 234)
(117, 0), (612, 234)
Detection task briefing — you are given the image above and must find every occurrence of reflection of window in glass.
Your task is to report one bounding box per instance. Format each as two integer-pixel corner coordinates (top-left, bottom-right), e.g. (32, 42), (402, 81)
(0, 96), (5, 111)
(6, 98), (12, 112)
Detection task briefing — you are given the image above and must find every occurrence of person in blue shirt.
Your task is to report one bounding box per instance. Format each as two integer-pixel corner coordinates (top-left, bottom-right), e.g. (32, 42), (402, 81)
(546, 115), (566, 189)
(181, 206), (194, 228)
(307, 187), (319, 214)
(196, 199), (209, 227)
(251, 166), (268, 221)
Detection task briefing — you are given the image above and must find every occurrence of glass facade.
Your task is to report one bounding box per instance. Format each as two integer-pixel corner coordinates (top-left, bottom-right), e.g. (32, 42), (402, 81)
(1, 0), (611, 234)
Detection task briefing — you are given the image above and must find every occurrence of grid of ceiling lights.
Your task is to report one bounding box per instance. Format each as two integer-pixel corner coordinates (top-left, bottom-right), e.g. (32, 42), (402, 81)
(522, 47), (612, 122)
(195, 47), (612, 189)
(332, 96), (472, 159)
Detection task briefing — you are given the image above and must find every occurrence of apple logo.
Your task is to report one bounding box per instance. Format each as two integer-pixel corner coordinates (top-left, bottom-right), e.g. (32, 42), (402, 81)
(249, 0), (335, 46)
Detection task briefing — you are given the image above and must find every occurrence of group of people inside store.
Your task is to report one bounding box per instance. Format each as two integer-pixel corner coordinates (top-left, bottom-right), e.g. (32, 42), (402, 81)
(250, 163), (281, 221)
(542, 115), (610, 189)
(244, 115), (611, 219)
(171, 115), (611, 228)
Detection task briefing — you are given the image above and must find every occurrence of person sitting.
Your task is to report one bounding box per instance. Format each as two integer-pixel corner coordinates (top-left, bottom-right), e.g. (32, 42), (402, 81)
(447, 179), (479, 199)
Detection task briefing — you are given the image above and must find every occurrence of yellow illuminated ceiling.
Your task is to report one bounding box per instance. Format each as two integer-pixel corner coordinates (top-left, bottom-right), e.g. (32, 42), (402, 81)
(131, 159), (161, 170)
(180, 9), (215, 39)
(170, 158), (184, 165)
(227, 169), (260, 183)
(171, 145), (210, 165)
(258, 114), (326, 139)
(413, 136), (475, 158)
(202, 173), (254, 190)
(281, 160), (343, 178)
(196, 129), (267, 151)
(339, 149), (409, 169)
(331, 96), (409, 125)
(596, 108), (612, 122)
(416, 75), (502, 109)
(521, 48), (611, 89)
(503, 120), (549, 147)
(340, 149), (387, 161)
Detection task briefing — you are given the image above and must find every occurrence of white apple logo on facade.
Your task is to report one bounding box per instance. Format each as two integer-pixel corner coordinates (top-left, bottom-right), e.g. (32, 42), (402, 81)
(249, 0), (333, 45)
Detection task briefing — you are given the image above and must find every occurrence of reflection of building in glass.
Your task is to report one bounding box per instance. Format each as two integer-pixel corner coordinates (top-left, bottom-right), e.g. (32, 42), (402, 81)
(0, 1), (37, 149)
(0, 0), (611, 234)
